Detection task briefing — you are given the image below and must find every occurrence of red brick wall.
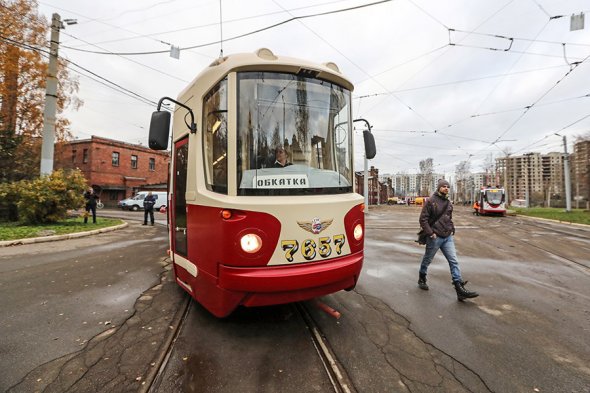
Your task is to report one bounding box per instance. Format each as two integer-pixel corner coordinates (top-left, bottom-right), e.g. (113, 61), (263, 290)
(54, 136), (170, 205)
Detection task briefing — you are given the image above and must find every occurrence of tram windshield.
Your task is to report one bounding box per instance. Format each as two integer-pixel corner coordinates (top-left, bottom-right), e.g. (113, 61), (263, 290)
(236, 72), (353, 196)
(485, 189), (504, 204)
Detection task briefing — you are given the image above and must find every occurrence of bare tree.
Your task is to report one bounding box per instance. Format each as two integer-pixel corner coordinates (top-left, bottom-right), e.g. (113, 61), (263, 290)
(482, 153), (495, 185)
(455, 161), (471, 202)
(419, 158), (434, 195)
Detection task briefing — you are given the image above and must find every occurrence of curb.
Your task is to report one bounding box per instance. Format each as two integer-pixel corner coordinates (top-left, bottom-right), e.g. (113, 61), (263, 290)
(514, 214), (590, 228)
(0, 222), (129, 247)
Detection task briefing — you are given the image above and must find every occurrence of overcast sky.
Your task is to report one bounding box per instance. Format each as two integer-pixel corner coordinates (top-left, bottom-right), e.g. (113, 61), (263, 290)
(36, 0), (590, 175)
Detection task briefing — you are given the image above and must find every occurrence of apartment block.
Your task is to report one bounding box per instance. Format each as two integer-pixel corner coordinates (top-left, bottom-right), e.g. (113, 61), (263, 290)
(572, 140), (590, 206)
(496, 152), (567, 206)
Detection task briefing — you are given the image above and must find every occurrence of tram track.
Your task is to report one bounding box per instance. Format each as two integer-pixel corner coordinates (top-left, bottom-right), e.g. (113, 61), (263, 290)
(146, 298), (354, 393)
(295, 302), (356, 393)
(145, 295), (192, 393)
(482, 215), (590, 274)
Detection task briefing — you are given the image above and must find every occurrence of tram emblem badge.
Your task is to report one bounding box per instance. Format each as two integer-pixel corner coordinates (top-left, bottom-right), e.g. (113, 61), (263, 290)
(297, 217), (333, 234)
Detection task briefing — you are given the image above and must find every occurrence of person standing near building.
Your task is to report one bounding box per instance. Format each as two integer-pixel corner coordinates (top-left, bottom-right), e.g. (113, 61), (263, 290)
(143, 192), (156, 226)
(417, 179), (479, 301)
(83, 187), (99, 224)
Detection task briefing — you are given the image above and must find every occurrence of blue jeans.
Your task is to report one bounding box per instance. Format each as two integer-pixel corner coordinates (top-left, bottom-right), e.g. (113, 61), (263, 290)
(419, 235), (463, 283)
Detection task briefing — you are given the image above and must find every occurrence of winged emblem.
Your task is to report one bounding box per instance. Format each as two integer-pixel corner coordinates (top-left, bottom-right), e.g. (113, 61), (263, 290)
(297, 218), (333, 234)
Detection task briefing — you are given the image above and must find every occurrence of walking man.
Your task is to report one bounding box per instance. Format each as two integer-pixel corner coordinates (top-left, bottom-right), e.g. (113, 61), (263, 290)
(143, 192), (156, 226)
(417, 179), (479, 301)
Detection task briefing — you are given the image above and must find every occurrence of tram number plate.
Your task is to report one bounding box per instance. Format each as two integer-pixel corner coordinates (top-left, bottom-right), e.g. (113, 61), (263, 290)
(281, 234), (345, 262)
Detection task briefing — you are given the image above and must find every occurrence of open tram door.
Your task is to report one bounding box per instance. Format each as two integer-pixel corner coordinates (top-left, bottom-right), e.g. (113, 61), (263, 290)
(149, 99), (197, 290)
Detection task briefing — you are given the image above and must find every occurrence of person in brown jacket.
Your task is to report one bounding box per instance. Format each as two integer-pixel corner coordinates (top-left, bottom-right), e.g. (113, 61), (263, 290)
(417, 179), (479, 301)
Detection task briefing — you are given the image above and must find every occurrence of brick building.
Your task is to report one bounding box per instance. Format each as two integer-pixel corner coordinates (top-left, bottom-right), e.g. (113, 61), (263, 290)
(54, 136), (170, 207)
(355, 166), (382, 205)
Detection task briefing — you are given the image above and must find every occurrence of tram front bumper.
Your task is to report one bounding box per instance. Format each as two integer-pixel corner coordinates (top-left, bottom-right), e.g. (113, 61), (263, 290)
(218, 252), (363, 293)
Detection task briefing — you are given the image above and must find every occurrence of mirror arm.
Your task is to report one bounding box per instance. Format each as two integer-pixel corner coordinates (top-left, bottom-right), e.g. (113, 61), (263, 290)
(157, 96), (197, 134)
(353, 118), (372, 133)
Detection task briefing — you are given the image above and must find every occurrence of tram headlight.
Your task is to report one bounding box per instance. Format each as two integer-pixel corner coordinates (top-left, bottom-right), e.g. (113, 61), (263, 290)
(353, 224), (363, 241)
(240, 233), (262, 253)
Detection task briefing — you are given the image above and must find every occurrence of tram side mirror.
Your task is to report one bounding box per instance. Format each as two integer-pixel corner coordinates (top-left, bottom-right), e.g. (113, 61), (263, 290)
(363, 130), (376, 159)
(149, 111), (171, 150)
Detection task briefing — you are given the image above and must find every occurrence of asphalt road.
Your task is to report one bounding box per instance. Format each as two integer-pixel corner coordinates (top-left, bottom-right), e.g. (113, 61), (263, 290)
(1, 207), (589, 393)
(152, 205), (590, 392)
(0, 218), (170, 392)
(353, 205), (590, 392)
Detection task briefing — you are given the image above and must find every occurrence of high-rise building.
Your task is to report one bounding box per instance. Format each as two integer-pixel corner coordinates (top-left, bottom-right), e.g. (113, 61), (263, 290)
(572, 139), (590, 207)
(496, 152), (567, 206)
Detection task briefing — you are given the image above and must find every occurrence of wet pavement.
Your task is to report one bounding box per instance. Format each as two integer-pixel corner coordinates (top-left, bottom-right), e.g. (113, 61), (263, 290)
(0, 217), (182, 393)
(1, 207), (589, 392)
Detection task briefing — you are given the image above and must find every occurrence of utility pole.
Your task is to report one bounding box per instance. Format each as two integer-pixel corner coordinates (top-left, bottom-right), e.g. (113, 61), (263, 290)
(503, 154), (510, 207)
(40, 13), (61, 175)
(561, 135), (572, 212)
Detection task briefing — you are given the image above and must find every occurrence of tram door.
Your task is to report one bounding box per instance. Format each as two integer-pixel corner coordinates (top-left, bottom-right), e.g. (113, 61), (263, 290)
(172, 137), (188, 256)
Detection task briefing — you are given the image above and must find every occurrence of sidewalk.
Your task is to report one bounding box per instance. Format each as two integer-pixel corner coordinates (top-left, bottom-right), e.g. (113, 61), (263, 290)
(0, 208), (167, 248)
(0, 222), (128, 247)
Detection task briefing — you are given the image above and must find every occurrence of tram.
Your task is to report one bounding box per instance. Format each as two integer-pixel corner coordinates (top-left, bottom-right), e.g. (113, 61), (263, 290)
(148, 48), (376, 317)
(474, 186), (506, 216)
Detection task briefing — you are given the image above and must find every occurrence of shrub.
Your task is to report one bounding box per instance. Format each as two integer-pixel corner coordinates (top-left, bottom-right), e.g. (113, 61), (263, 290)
(0, 181), (20, 221)
(4, 169), (88, 224)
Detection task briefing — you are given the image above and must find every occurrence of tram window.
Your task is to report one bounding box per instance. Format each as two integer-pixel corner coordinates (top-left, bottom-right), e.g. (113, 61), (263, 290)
(203, 78), (228, 194)
(236, 72), (353, 196)
(485, 190), (503, 204)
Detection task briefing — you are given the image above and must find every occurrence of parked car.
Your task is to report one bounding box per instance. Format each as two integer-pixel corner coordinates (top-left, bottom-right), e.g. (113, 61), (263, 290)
(118, 191), (167, 211)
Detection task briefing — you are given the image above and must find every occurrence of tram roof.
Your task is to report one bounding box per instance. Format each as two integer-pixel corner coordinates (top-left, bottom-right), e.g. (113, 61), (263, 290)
(178, 48), (354, 100)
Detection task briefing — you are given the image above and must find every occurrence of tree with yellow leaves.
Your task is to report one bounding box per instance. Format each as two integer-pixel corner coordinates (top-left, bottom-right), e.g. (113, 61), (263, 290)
(0, 0), (82, 183)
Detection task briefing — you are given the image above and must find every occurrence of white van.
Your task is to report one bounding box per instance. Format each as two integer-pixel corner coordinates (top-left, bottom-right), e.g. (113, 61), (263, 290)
(118, 191), (168, 211)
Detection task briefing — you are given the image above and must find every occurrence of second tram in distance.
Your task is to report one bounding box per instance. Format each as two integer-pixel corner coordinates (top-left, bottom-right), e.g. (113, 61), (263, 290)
(474, 186), (506, 216)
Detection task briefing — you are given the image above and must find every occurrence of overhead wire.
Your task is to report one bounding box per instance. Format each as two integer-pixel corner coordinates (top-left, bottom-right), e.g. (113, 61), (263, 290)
(62, 0), (357, 47)
(0, 34), (157, 107)
(60, 30), (190, 83)
(355, 0), (517, 137)
(357, 1), (590, 171)
(271, 0), (438, 130)
(59, 0), (394, 55)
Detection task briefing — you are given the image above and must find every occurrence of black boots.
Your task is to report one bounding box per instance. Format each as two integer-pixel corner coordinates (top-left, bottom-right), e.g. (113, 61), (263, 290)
(453, 281), (479, 301)
(418, 273), (429, 290)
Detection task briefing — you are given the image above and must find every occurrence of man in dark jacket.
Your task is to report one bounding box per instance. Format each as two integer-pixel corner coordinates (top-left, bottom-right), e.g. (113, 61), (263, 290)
(143, 192), (156, 226)
(83, 187), (99, 224)
(417, 179), (479, 301)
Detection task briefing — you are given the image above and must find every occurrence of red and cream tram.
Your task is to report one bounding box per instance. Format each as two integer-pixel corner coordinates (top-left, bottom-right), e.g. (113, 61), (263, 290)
(474, 186), (506, 216)
(149, 48), (376, 317)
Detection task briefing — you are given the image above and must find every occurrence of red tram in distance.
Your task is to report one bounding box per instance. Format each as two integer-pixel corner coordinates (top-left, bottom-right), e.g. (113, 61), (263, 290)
(148, 49), (376, 317)
(474, 186), (506, 216)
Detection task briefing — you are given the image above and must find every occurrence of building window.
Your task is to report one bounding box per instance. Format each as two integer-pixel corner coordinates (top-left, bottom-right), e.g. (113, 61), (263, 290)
(149, 158), (155, 171)
(112, 152), (120, 167)
(83, 148), (88, 163)
(131, 155), (138, 169)
(71, 149), (77, 163)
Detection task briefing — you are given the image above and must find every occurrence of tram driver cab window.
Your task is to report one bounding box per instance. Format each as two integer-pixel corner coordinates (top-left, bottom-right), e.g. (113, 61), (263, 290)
(203, 78), (228, 194)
